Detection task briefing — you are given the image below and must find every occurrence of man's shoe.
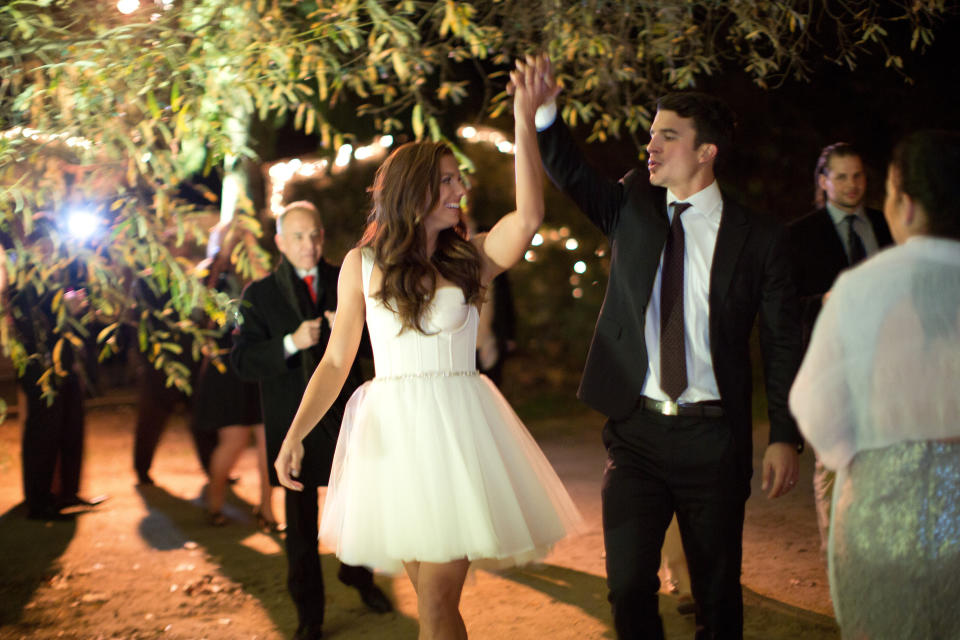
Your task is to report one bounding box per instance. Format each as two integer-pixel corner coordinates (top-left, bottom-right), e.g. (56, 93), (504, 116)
(57, 494), (110, 509)
(292, 622), (322, 640)
(27, 505), (75, 522)
(356, 583), (393, 614)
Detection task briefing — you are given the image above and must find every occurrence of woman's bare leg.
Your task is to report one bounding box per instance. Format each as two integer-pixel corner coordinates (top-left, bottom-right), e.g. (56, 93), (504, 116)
(206, 425), (249, 515)
(404, 560), (421, 594)
(252, 424), (277, 522)
(412, 559), (470, 640)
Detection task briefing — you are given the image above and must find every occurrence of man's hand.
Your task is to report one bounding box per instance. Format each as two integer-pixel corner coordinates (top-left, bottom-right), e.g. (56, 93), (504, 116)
(761, 442), (800, 499)
(275, 438), (305, 491)
(291, 318), (322, 350)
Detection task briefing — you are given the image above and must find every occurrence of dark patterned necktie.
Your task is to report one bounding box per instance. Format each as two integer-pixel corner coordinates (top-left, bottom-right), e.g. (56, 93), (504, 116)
(660, 202), (692, 401)
(303, 274), (317, 304)
(844, 215), (866, 265)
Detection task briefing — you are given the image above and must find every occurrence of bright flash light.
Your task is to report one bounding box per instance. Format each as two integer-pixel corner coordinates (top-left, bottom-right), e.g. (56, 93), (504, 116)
(496, 140), (514, 154)
(461, 126), (477, 139)
(573, 260), (587, 274)
(379, 135), (394, 148)
(116, 0), (139, 14)
(524, 250), (537, 263)
(335, 144), (353, 168)
(565, 238), (579, 250)
(354, 145), (375, 160)
(531, 233), (543, 246)
(67, 209), (102, 241)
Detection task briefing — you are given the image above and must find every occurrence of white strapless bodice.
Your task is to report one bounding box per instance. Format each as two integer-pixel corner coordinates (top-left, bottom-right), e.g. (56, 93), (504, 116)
(365, 286), (478, 378)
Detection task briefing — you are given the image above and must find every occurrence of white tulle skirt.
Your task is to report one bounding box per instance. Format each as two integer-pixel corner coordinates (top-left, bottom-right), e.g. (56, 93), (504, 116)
(318, 372), (584, 574)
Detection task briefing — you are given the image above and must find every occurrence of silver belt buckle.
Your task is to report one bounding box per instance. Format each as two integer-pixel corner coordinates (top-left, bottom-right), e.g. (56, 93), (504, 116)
(661, 400), (679, 416)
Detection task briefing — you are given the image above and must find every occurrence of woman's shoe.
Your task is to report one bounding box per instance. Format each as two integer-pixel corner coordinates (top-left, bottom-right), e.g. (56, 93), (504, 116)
(253, 508), (285, 533)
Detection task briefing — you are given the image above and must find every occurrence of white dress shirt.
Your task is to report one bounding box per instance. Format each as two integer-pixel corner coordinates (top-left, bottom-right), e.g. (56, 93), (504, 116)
(283, 266), (319, 357)
(641, 184), (723, 403)
(825, 202), (881, 260)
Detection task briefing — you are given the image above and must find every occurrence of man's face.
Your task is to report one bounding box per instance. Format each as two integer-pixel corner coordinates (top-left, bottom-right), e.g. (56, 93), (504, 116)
(819, 154), (866, 212)
(646, 109), (711, 195)
(276, 208), (323, 271)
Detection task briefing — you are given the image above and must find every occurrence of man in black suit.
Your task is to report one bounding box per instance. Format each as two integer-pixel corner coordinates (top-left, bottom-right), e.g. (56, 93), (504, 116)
(788, 142), (893, 552)
(231, 201), (391, 640)
(530, 57), (803, 639)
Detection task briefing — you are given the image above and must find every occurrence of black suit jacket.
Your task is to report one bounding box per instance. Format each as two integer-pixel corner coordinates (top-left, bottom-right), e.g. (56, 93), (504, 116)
(788, 207), (893, 347)
(231, 258), (364, 487)
(538, 119), (803, 466)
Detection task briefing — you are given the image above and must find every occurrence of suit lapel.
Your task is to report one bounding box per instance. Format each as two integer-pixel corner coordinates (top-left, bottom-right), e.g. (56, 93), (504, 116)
(709, 197), (749, 308)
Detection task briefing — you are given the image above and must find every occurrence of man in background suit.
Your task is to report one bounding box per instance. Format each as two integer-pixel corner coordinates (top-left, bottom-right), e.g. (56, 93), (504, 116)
(231, 201), (391, 640)
(530, 54), (803, 639)
(788, 142), (893, 552)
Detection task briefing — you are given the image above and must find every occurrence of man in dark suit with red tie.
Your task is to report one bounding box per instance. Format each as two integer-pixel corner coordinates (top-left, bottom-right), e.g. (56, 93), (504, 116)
(788, 143), (893, 553)
(529, 55), (803, 639)
(231, 201), (391, 640)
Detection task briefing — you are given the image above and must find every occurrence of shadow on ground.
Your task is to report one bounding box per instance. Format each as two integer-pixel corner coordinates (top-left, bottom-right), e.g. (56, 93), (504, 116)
(135, 483), (420, 639)
(0, 503), (76, 627)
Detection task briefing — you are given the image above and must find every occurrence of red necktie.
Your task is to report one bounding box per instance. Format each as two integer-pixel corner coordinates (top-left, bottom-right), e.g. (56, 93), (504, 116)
(660, 202), (691, 401)
(303, 274), (317, 304)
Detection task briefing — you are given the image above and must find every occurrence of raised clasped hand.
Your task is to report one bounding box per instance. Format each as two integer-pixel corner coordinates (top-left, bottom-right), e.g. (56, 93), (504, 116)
(508, 53), (562, 117)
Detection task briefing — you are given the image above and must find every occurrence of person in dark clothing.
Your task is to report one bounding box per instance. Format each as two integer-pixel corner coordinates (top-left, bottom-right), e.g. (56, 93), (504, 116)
(131, 280), (213, 486)
(231, 201), (391, 640)
(0, 231), (107, 521)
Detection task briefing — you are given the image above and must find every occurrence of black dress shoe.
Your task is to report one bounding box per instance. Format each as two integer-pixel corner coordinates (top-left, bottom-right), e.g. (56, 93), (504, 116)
(57, 494), (110, 509)
(27, 505), (75, 522)
(292, 622), (322, 640)
(356, 583), (393, 613)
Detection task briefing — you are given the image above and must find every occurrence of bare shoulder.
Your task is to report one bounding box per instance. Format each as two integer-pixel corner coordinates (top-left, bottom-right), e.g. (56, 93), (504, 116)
(338, 247), (365, 292)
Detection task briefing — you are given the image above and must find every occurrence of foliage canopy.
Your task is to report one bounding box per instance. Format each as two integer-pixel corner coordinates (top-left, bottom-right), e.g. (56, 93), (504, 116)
(0, 0), (953, 411)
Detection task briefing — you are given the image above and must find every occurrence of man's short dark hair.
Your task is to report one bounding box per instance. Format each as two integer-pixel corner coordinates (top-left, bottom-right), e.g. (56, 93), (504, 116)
(656, 92), (735, 161)
(813, 142), (862, 208)
(890, 130), (960, 240)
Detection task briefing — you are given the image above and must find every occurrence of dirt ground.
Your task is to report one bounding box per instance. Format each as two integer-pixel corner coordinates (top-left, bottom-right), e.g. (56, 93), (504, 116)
(0, 393), (840, 640)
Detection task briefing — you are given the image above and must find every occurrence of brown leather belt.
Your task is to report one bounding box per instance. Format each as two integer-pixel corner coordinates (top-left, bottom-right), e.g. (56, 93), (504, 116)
(640, 396), (724, 418)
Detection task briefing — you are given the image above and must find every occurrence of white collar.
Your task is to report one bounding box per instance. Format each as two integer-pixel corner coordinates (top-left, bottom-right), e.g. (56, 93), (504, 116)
(296, 266), (319, 280)
(826, 202), (867, 225)
(667, 181), (722, 223)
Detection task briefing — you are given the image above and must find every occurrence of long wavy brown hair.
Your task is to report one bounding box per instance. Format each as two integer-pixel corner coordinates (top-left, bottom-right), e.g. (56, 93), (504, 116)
(360, 141), (483, 333)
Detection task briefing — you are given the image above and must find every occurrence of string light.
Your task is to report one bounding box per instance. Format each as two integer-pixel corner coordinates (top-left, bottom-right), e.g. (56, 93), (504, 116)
(265, 136), (392, 216)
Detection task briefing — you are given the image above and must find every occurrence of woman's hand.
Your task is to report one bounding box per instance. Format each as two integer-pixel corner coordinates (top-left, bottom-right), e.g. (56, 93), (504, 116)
(275, 437), (306, 491)
(509, 53), (561, 116)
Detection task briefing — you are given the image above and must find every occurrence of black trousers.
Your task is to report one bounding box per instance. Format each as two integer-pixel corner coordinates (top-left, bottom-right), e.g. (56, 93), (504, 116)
(601, 409), (749, 640)
(133, 361), (214, 479)
(19, 366), (84, 514)
(284, 487), (373, 628)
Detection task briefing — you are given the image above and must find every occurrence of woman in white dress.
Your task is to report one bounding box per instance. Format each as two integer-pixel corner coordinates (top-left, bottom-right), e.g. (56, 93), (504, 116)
(789, 130), (960, 639)
(275, 55), (583, 639)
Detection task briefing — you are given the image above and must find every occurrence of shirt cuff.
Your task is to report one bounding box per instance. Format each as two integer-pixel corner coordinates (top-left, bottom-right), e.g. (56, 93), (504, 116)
(534, 101), (558, 131)
(283, 333), (298, 358)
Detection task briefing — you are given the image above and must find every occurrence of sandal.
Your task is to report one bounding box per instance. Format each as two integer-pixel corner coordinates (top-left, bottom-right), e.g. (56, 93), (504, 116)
(253, 508), (285, 533)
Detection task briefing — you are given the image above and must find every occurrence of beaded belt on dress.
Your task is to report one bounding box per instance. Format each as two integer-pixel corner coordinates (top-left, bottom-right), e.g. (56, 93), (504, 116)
(374, 370), (479, 381)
